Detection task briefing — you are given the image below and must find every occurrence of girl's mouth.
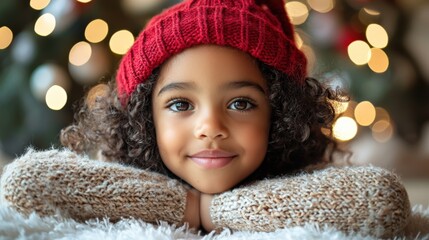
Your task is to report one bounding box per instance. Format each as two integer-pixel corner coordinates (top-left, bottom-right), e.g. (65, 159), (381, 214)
(189, 149), (237, 169)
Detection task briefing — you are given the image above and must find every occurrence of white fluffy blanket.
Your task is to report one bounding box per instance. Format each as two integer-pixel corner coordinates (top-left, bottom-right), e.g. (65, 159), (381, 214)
(0, 205), (428, 240)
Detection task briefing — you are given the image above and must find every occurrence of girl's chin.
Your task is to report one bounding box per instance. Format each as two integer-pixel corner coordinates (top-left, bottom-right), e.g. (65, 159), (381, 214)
(191, 181), (237, 194)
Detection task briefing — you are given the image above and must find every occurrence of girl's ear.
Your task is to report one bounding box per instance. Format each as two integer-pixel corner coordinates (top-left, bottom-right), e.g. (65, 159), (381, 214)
(85, 84), (111, 110)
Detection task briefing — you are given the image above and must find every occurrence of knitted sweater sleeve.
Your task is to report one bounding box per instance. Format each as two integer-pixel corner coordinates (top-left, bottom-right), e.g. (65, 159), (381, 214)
(0, 148), (188, 224)
(209, 166), (411, 238)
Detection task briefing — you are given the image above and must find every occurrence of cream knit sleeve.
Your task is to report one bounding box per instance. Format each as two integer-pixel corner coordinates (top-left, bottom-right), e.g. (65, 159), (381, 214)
(209, 166), (411, 238)
(0, 148), (188, 225)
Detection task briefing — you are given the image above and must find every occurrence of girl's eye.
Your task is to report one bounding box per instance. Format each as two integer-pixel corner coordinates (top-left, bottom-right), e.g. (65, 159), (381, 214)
(168, 100), (194, 112)
(228, 99), (255, 111)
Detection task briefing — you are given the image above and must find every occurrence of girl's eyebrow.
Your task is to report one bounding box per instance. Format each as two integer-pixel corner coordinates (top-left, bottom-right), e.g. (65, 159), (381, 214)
(157, 80), (266, 96)
(226, 80), (266, 94)
(157, 82), (196, 96)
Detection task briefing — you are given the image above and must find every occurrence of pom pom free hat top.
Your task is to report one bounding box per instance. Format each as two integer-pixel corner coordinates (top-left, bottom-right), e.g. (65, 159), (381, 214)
(116, 0), (307, 101)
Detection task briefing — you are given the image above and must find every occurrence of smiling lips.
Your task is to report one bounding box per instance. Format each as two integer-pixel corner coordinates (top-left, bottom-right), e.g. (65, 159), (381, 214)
(189, 149), (237, 169)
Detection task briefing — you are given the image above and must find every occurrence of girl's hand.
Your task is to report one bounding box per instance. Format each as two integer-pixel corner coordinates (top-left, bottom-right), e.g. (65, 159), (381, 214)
(183, 188), (201, 229)
(200, 193), (216, 232)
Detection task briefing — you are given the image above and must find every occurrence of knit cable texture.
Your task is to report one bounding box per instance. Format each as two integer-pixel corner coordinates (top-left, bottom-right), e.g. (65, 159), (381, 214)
(209, 166), (411, 238)
(0, 149), (412, 238)
(116, 0), (307, 100)
(0, 148), (187, 224)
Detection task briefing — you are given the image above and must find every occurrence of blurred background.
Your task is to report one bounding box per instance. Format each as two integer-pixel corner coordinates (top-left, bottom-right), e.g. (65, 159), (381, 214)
(0, 0), (428, 205)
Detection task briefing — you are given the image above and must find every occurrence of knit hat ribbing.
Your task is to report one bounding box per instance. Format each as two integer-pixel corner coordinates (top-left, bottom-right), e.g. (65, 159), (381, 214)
(116, 0), (307, 101)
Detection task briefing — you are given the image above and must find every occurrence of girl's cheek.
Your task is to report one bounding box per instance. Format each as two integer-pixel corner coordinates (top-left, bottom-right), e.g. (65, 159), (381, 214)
(157, 117), (189, 144)
(163, 127), (183, 142)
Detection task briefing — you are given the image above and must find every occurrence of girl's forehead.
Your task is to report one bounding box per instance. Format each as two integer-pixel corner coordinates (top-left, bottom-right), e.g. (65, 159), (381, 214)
(157, 45), (264, 85)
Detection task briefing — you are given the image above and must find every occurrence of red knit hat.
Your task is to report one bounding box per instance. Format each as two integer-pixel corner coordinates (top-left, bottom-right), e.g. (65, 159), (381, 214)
(116, 0), (307, 101)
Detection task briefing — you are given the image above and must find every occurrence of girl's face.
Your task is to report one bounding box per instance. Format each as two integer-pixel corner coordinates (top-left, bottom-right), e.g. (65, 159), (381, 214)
(152, 45), (271, 194)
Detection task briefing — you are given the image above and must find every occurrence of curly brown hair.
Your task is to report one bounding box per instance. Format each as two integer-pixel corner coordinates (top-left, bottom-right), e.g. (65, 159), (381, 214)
(61, 61), (345, 182)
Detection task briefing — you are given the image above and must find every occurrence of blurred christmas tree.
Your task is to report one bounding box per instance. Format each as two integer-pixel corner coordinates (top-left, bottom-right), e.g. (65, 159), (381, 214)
(0, 0), (179, 157)
(0, 0), (428, 159)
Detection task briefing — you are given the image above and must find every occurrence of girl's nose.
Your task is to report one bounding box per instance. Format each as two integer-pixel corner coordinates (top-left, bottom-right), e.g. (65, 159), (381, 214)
(194, 110), (229, 140)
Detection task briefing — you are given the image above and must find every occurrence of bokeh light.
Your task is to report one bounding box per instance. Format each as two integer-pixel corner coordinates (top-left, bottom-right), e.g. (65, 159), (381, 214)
(11, 32), (36, 64)
(109, 30), (134, 55)
(339, 100), (357, 118)
(294, 32), (304, 49)
(366, 24), (388, 48)
(41, 0), (76, 33)
(68, 44), (111, 85)
(0, 26), (13, 50)
(300, 45), (316, 73)
(45, 85), (67, 110)
(285, 1), (309, 25)
(348, 40), (371, 65)
(354, 101), (376, 126)
(329, 99), (349, 115)
(85, 19), (108, 43)
(358, 8), (380, 25)
(363, 8), (380, 16)
(30, 64), (70, 101)
(368, 48), (389, 73)
(76, 0), (92, 3)
(34, 13), (56, 36)
(30, 0), (51, 10)
(307, 0), (335, 13)
(333, 116), (358, 141)
(372, 120), (394, 143)
(372, 120), (390, 133)
(375, 107), (390, 122)
(69, 41), (92, 66)
(122, 0), (164, 14)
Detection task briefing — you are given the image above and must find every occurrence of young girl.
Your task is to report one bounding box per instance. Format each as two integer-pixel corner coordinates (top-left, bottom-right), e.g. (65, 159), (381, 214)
(1, 0), (410, 237)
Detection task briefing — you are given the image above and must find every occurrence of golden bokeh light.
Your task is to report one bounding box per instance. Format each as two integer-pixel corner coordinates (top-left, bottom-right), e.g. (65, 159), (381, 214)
(300, 44), (316, 71)
(372, 120), (390, 133)
(333, 116), (358, 141)
(69, 41), (92, 66)
(45, 85), (67, 110)
(285, 1), (309, 25)
(85, 19), (109, 43)
(0, 26), (13, 50)
(366, 24), (388, 48)
(76, 0), (92, 3)
(348, 40), (371, 65)
(307, 0), (335, 13)
(354, 101), (376, 126)
(341, 100), (357, 118)
(363, 8), (380, 16)
(30, 0), (51, 10)
(375, 107), (390, 122)
(294, 32), (304, 49)
(358, 8), (379, 25)
(109, 30), (134, 55)
(329, 99), (349, 115)
(372, 120), (393, 143)
(368, 48), (389, 73)
(34, 13), (56, 36)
